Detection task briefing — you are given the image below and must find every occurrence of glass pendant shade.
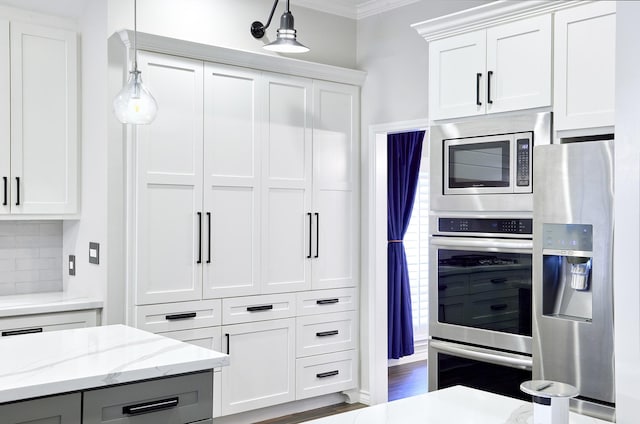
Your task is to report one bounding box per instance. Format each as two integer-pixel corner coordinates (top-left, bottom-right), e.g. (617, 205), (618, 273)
(113, 69), (158, 125)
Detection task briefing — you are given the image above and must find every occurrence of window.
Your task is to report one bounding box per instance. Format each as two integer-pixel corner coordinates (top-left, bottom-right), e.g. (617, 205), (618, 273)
(404, 146), (429, 341)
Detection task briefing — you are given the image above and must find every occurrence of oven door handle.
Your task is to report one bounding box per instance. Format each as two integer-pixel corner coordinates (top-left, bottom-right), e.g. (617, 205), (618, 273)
(430, 340), (532, 371)
(430, 236), (532, 252)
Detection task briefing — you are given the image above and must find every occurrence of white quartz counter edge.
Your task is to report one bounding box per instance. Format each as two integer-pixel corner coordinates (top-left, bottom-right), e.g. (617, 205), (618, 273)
(0, 292), (103, 317)
(0, 324), (229, 403)
(302, 386), (610, 424)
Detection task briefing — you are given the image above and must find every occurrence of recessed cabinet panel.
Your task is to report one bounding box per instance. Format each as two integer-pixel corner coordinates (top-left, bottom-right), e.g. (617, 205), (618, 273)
(136, 52), (204, 305)
(0, 392), (81, 424)
(554, 2), (616, 131)
(266, 80), (309, 181)
(0, 20), (9, 215)
(204, 187), (259, 298)
(429, 31), (485, 120)
(10, 23), (77, 214)
(205, 64), (258, 179)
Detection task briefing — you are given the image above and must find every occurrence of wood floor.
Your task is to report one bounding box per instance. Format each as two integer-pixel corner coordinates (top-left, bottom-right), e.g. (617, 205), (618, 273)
(257, 361), (428, 424)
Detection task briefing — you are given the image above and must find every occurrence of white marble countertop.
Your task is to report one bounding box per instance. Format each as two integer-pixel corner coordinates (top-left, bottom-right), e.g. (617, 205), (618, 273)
(0, 324), (229, 403)
(303, 386), (609, 424)
(0, 292), (103, 317)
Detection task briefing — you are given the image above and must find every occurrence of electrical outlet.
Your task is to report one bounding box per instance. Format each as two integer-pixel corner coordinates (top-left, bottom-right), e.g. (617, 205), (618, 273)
(89, 242), (100, 265)
(69, 255), (76, 276)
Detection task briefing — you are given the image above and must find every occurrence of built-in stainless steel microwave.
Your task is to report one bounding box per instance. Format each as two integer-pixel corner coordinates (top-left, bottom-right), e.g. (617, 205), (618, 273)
(444, 132), (533, 195)
(430, 112), (551, 213)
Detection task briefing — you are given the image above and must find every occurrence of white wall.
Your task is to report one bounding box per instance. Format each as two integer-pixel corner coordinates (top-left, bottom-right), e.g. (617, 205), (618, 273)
(613, 1), (640, 422)
(108, 0), (356, 68)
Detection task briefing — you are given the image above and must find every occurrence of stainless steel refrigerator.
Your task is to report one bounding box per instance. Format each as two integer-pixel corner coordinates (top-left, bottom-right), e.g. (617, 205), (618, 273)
(533, 140), (615, 421)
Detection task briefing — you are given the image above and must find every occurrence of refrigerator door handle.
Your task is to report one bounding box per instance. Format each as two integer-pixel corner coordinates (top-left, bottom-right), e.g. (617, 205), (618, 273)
(430, 340), (532, 371)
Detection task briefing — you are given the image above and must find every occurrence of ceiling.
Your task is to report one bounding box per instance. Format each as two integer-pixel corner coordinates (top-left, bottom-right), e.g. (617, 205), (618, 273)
(0, 0), (418, 21)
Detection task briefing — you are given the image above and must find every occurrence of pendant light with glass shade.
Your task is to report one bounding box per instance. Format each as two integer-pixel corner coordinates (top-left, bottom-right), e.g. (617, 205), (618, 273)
(113, 0), (158, 125)
(251, 0), (309, 53)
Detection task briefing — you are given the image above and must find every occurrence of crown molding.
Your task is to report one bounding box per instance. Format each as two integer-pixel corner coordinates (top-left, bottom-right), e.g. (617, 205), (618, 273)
(294, 0), (419, 20)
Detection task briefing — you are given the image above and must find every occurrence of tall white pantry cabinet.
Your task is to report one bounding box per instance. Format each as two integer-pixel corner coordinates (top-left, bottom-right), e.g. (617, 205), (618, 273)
(126, 42), (361, 418)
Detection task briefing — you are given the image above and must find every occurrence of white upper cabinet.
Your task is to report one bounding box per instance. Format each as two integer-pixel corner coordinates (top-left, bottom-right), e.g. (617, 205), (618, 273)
(203, 63), (262, 299)
(554, 2), (616, 132)
(428, 14), (551, 120)
(135, 52), (205, 305)
(2, 22), (77, 215)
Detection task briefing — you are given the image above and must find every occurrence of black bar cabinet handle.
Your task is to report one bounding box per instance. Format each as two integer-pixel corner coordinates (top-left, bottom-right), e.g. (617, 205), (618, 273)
(2, 327), (43, 337)
(15, 177), (19, 206)
(316, 330), (339, 337)
(491, 278), (507, 284)
(2, 176), (6, 206)
(476, 73), (482, 106)
(122, 397), (179, 416)
(487, 70), (493, 104)
(316, 370), (339, 379)
(438, 284), (448, 291)
(490, 303), (508, 311)
(247, 304), (273, 312)
(165, 312), (197, 321)
(314, 212), (319, 258)
(207, 212), (212, 264)
(225, 333), (230, 355)
(307, 212), (312, 258)
(317, 298), (339, 305)
(197, 212), (202, 264)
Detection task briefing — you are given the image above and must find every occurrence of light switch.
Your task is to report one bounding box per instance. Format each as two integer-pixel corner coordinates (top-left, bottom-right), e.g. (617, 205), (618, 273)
(89, 242), (100, 265)
(69, 255), (76, 276)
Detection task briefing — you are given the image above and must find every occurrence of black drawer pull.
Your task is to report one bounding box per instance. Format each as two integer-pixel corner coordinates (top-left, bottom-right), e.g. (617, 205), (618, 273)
(2, 176), (6, 206)
(490, 303), (508, 311)
(476, 73), (482, 106)
(316, 370), (339, 379)
(438, 284), (448, 291)
(491, 278), (507, 284)
(316, 330), (339, 337)
(316, 298), (339, 305)
(122, 397), (179, 416)
(247, 304), (273, 312)
(165, 312), (197, 321)
(2, 327), (43, 337)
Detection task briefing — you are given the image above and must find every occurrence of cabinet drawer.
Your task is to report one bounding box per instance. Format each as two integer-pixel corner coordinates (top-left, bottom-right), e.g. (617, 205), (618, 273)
(438, 273), (468, 297)
(135, 300), (221, 333)
(296, 288), (356, 316)
(295, 350), (357, 400)
(83, 371), (213, 424)
(0, 392), (81, 423)
(468, 270), (529, 294)
(222, 293), (296, 324)
(296, 311), (356, 357)
(0, 309), (98, 337)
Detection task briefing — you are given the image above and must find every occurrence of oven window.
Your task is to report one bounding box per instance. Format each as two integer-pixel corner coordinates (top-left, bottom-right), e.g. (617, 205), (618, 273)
(437, 352), (531, 400)
(437, 249), (532, 336)
(448, 140), (510, 188)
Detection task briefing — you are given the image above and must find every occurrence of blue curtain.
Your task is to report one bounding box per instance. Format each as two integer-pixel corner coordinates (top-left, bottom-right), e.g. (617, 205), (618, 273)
(387, 130), (425, 359)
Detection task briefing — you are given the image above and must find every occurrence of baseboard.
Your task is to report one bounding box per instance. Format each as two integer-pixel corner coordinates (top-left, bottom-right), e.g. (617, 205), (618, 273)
(212, 393), (347, 424)
(387, 339), (429, 367)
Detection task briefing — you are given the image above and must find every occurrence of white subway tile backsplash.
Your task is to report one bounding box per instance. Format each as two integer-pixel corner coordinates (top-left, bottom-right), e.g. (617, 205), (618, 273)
(0, 221), (62, 295)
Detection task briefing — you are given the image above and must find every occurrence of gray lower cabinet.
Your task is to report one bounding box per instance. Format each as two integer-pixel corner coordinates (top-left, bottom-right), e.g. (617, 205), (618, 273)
(83, 371), (213, 424)
(0, 393), (81, 424)
(1, 371), (213, 424)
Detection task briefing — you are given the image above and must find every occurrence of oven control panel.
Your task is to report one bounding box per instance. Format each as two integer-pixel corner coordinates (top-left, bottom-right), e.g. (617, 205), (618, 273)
(438, 218), (533, 235)
(516, 138), (531, 187)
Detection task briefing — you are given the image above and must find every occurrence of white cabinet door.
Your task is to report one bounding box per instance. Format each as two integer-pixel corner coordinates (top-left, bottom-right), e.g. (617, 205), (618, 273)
(0, 20), (8, 215)
(203, 63), (261, 299)
(554, 2), (616, 131)
(486, 14), (551, 114)
(261, 74), (313, 294)
(135, 52), (204, 305)
(312, 81), (358, 290)
(429, 30), (485, 120)
(221, 318), (295, 415)
(10, 23), (77, 214)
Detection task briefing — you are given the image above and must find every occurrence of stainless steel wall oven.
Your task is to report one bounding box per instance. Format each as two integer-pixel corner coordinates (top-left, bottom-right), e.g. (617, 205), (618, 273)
(428, 215), (534, 399)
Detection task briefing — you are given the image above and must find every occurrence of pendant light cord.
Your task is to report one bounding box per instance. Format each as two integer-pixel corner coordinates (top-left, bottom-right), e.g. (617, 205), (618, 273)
(133, 0), (138, 72)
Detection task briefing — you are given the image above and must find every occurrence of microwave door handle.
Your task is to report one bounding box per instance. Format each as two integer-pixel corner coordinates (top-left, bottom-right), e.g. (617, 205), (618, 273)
(430, 236), (533, 251)
(430, 340), (532, 371)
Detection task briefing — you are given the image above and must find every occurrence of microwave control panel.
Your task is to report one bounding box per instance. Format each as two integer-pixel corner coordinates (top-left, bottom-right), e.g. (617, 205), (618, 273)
(438, 217), (533, 235)
(516, 138), (531, 187)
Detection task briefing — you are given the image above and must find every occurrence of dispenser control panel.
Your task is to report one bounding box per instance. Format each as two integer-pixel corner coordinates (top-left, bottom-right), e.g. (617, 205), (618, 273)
(542, 224), (593, 251)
